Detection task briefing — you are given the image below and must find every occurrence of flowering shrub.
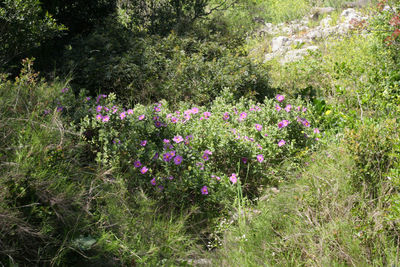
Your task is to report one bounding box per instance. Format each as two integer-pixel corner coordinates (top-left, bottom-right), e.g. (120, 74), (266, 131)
(79, 90), (321, 214)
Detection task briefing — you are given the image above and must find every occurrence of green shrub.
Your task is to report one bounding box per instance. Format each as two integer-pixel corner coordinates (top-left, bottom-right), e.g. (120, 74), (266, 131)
(344, 119), (399, 197)
(78, 89), (321, 222)
(64, 28), (273, 106)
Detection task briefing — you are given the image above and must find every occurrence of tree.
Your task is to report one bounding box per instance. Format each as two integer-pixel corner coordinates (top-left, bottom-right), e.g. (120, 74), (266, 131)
(0, 0), (65, 68)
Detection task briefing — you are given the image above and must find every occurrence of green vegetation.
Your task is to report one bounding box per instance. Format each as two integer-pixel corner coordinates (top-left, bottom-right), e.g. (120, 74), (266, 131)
(1, 0), (400, 266)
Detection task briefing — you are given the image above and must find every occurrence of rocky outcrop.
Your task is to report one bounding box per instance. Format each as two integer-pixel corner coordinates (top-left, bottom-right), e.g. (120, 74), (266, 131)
(261, 8), (369, 64)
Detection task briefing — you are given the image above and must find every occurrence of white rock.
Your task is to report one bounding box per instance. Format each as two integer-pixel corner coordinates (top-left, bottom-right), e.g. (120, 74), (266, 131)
(320, 16), (332, 28)
(271, 36), (290, 52)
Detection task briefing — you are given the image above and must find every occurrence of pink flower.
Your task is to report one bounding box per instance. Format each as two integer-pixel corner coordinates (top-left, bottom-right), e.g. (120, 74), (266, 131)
(230, 173), (238, 184)
(203, 112), (211, 119)
(239, 112), (247, 121)
(276, 94), (285, 102)
(120, 112), (126, 120)
(102, 115), (110, 122)
(173, 135), (184, 143)
(96, 114), (102, 120)
(285, 104), (292, 112)
(201, 186), (209, 195)
(134, 161), (141, 168)
(140, 140), (147, 146)
(275, 105), (281, 111)
(278, 120), (290, 129)
(223, 112), (230, 121)
(278, 140), (286, 147)
(140, 166), (148, 174)
(138, 114), (145, 120)
(127, 109), (134, 115)
(96, 105), (102, 113)
(191, 107), (199, 114)
(151, 178), (156, 185)
(314, 128), (320, 134)
(257, 154), (264, 163)
(255, 124), (262, 131)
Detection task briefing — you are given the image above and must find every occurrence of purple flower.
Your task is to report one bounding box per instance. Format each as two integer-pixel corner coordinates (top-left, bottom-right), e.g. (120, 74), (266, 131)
(85, 97), (91, 101)
(127, 109), (134, 115)
(120, 112), (126, 120)
(255, 124), (262, 131)
(102, 115), (110, 122)
(203, 111), (211, 119)
(276, 94), (285, 102)
(96, 114), (102, 120)
(153, 153), (159, 160)
(239, 112), (247, 121)
(96, 105), (102, 113)
(154, 106), (161, 112)
(173, 135), (184, 143)
(275, 105), (282, 111)
(202, 154), (209, 161)
(302, 107), (307, 113)
(174, 155), (183, 165)
(278, 140), (286, 147)
(191, 107), (199, 114)
(163, 153), (172, 162)
(298, 118), (310, 127)
(154, 121), (162, 128)
(171, 117), (178, 123)
(314, 128), (320, 134)
(134, 161), (141, 168)
(223, 112), (230, 121)
(140, 166), (148, 174)
(257, 154), (264, 163)
(285, 104), (292, 112)
(204, 150), (212, 155)
(57, 106), (63, 112)
(61, 87), (69, 93)
(151, 178), (156, 185)
(230, 173), (238, 184)
(140, 140), (147, 146)
(168, 176), (174, 180)
(242, 157), (248, 164)
(201, 186), (209, 195)
(138, 114), (145, 121)
(278, 120), (290, 129)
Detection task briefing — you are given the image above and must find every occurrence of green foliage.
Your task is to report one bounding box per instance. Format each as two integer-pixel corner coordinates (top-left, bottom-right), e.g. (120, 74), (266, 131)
(344, 119), (399, 197)
(212, 144), (399, 266)
(64, 28), (273, 105)
(0, 0), (66, 69)
(0, 61), (198, 266)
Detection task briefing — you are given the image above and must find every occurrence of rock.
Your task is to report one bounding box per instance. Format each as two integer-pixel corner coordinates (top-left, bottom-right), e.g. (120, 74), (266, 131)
(280, 46), (319, 64)
(306, 29), (322, 41)
(271, 36), (290, 52)
(310, 7), (335, 20)
(320, 16), (332, 28)
(341, 8), (361, 22)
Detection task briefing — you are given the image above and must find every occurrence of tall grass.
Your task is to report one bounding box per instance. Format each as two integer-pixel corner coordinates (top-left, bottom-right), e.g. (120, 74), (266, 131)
(212, 143), (399, 266)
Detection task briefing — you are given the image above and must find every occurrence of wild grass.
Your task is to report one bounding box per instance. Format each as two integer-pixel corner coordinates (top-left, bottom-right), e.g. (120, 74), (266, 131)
(212, 143), (399, 266)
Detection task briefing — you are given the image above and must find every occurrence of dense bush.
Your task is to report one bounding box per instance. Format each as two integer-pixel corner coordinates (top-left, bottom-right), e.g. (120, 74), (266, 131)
(0, 0), (65, 70)
(64, 28), (273, 105)
(78, 89), (320, 219)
